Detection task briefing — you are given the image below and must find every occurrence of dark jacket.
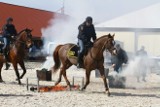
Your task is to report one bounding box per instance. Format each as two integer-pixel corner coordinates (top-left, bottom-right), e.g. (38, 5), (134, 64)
(2, 24), (17, 38)
(77, 22), (96, 42)
(111, 48), (128, 65)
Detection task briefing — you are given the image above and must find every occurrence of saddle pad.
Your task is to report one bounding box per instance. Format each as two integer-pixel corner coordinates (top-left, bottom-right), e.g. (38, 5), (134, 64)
(67, 45), (79, 58)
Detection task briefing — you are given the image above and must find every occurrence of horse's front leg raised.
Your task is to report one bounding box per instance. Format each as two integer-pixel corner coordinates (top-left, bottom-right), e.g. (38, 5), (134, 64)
(98, 66), (110, 96)
(19, 60), (26, 79)
(13, 63), (21, 85)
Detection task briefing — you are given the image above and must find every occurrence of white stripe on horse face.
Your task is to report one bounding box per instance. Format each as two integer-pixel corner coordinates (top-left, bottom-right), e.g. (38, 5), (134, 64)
(112, 40), (116, 46)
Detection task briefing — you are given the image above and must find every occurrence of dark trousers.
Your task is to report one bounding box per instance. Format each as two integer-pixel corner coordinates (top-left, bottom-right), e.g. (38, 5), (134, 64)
(78, 39), (84, 54)
(3, 37), (10, 61)
(114, 63), (122, 73)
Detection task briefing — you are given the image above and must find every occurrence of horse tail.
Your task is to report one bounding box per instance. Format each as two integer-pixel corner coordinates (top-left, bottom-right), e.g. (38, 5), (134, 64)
(52, 45), (63, 73)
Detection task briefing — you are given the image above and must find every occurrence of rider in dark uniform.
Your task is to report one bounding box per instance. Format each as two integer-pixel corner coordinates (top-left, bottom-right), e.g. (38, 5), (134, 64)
(77, 16), (97, 68)
(2, 17), (17, 70)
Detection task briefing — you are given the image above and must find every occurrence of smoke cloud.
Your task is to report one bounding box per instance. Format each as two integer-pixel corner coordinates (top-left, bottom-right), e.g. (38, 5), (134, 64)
(41, 15), (78, 69)
(40, 0), (160, 73)
(119, 56), (160, 89)
(40, 0), (105, 69)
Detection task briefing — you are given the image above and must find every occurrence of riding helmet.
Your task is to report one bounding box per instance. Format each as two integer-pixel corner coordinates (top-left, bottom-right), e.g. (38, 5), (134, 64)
(7, 17), (13, 22)
(86, 16), (93, 23)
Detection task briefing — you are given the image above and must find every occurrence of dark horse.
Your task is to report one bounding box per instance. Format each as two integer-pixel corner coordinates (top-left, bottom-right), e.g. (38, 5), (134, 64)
(0, 29), (33, 84)
(52, 34), (116, 95)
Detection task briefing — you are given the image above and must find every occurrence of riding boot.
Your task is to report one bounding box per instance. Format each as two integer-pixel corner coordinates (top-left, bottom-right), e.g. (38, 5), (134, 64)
(77, 52), (83, 68)
(3, 49), (10, 70)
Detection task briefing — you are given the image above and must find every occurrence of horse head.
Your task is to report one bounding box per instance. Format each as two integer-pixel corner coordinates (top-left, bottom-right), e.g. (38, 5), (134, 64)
(17, 28), (33, 48)
(105, 33), (117, 55)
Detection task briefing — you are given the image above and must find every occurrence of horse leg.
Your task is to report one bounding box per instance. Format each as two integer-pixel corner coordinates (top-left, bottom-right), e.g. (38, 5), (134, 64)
(54, 67), (63, 86)
(63, 69), (72, 90)
(81, 70), (91, 91)
(0, 63), (4, 82)
(62, 63), (72, 88)
(13, 63), (21, 85)
(98, 67), (110, 96)
(18, 60), (26, 79)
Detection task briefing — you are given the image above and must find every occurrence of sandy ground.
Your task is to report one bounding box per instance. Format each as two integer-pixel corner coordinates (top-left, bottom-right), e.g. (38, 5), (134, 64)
(0, 62), (160, 107)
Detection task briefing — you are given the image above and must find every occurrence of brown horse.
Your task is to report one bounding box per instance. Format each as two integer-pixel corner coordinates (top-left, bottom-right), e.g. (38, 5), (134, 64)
(52, 34), (116, 95)
(0, 29), (33, 84)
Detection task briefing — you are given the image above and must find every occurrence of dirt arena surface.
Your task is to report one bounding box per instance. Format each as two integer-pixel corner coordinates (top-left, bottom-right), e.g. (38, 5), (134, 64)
(0, 62), (160, 107)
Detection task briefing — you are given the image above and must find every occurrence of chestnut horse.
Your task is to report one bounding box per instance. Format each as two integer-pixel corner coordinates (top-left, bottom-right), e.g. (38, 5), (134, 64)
(0, 29), (33, 84)
(52, 34), (116, 95)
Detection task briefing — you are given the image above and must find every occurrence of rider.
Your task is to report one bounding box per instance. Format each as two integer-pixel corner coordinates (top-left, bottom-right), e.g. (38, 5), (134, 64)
(2, 17), (17, 70)
(77, 16), (97, 68)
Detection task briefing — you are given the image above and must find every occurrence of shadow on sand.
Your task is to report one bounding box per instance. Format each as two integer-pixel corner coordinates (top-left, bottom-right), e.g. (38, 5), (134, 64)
(111, 92), (160, 98)
(78, 90), (160, 98)
(0, 94), (33, 97)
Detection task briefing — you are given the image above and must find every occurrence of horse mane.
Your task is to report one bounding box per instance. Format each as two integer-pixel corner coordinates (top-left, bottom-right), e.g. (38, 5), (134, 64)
(17, 29), (26, 36)
(94, 33), (112, 43)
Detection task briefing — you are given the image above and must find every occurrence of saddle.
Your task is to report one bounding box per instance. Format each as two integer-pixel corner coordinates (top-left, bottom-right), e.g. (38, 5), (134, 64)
(67, 45), (79, 58)
(67, 42), (93, 58)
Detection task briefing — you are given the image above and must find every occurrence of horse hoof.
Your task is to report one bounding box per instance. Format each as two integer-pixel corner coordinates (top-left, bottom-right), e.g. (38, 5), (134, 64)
(80, 87), (85, 91)
(66, 85), (72, 91)
(16, 78), (21, 81)
(105, 91), (110, 96)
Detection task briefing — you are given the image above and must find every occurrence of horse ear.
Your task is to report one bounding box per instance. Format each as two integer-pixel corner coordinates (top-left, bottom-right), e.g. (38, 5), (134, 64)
(112, 33), (115, 38)
(108, 33), (111, 37)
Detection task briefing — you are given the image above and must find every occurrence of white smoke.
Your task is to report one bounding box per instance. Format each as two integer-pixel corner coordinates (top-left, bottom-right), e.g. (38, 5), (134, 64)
(120, 56), (160, 89)
(122, 57), (149, 77)
(40, 15), (78, 69)
(40, 0), (160, 72)
(41, 15), (77, 53)
(108, 55), (160, 89)
(40, 0), (105, 69)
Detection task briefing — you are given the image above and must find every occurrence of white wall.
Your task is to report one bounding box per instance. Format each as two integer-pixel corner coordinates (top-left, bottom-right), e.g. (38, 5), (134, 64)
(97, 31), (160, 56)
(97, 31), (135, 53)
(138, 32), (160, 56)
